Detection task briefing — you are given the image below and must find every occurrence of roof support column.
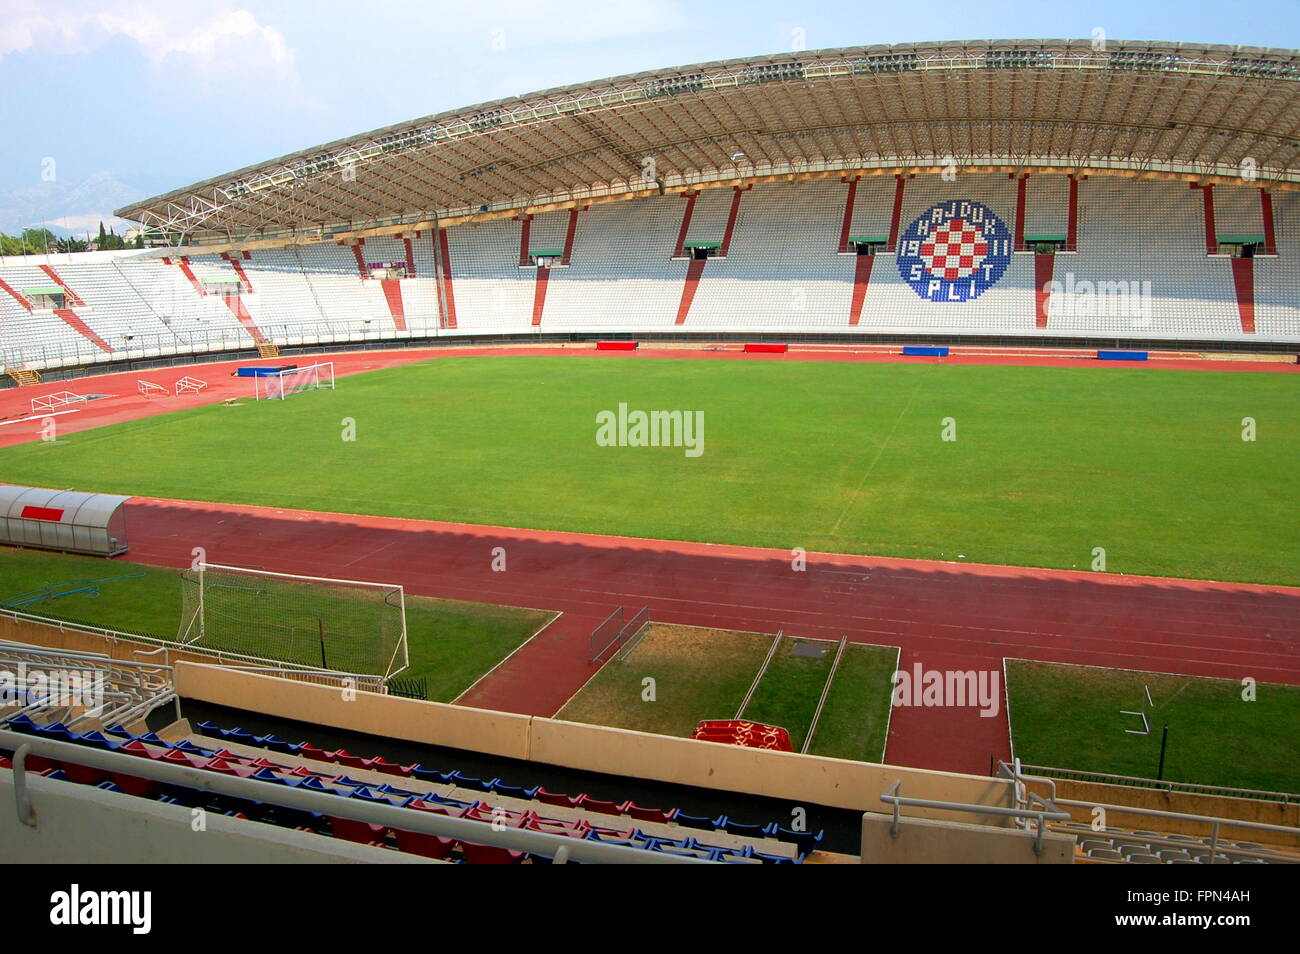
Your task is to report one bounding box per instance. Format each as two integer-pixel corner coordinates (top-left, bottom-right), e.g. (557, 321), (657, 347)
(1066, 175), (1081, 252)
(838, 176), (860, 253)
(1260, 189), (1277, 256)
(518, 215), (533, 267)
(1011, 173), (1028, 252)
(886, 174), (909, 253)
(673, 191), (699, 259)
(1191, 182), (1217, 254)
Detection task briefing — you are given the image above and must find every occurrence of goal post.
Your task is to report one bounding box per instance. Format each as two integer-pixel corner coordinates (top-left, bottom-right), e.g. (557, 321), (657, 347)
(254, 361), (335, 401)
(178, 562), (408, 682)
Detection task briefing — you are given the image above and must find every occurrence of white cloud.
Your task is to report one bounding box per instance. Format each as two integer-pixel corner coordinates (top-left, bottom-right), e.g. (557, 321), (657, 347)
(37, 212), (134, 235)
(0, 3), (301, 90)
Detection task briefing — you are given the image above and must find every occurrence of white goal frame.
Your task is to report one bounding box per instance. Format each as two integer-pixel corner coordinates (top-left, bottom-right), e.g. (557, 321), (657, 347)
(179, 561), (409, 682)
(254, 361), (335, 400)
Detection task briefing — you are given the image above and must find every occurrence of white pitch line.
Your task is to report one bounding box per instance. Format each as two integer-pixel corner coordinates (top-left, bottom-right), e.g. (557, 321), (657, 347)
(0, 406), (83, 427)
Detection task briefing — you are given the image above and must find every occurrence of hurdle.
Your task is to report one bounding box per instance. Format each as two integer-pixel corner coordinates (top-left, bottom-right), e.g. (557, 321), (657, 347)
(30, 391), (83, 414)
(138, 380), (168, 399)
(174, 376), (208, 396)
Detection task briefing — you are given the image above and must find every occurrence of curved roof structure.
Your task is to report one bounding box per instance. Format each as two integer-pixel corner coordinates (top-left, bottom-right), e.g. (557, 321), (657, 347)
(118, 38), (1300, 249)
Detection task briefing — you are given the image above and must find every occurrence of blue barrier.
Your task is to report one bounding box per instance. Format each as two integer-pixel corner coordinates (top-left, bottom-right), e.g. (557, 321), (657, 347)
(1097, 350), (1148, 361)
(235, 365), (298, 377)
(902, 346), (949, 357)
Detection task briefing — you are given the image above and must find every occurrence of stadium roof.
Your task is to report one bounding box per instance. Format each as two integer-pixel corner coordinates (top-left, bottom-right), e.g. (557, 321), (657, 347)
(118, 38), (1300, 249)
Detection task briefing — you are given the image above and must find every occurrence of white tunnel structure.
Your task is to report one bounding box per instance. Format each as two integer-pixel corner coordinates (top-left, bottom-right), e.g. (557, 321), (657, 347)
(0, 486), (130, 557)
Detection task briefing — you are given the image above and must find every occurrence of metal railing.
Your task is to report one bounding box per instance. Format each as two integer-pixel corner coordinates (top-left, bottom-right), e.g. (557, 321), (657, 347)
(0, 605), (388, 694)
(999, 761), (1300, 864)
(880, 779), (1071, 856)
(0, 639), (178, 730)
(1015, 762), (1299, 806)
(0, 729), (709, 864)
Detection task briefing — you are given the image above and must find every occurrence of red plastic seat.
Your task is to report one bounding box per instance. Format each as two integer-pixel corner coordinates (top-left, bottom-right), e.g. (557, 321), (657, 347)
(395, 829), (454, 859)
(625, 803), (678, 823)
(459, 840), (525, 864)
(535, 787), (578, 807)
(329, 816), (390, 844)
(574, 795), (627, 816)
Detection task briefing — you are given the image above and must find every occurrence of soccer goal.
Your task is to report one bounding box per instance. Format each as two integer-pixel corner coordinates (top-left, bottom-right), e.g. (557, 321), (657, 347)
(177, 562), (408, 682)
(255, 361), (335, 400)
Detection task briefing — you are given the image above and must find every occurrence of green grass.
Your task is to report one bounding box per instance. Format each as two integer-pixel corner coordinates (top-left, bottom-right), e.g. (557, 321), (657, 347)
(0, 357), (1295, 583)
(739, 637), (835, 751)
(1006, 660), (1300, 794)
(556, 624), (771, 736)
(557, 625), (896, 762)
(806, 644), (898, 763)
(0, 547), (549, 703)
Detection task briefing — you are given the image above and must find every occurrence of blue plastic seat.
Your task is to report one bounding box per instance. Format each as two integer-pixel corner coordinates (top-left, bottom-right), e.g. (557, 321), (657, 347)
(412, 764), (454, 784)
(670, 811), (715, 830)
(489, 779), (541, 800)
(1, 713), (40, 734)
(194, 720), (227, 738)
(713, 815), (766, 838)
(763, 822), (823, 856)
(448, 770), (497, 792)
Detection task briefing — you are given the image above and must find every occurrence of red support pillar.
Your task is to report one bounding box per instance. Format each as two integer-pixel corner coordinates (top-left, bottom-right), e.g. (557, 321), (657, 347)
(1012, 174), (1027, 252)
(886, 175), (908, 253)
(838, 176), (859, 253)
(718, 185), (750, 258)
(347, 242), (368, 279)
(560, 207), (583, 265)
(403, 235), (417, 276)
(675, 259), (706, 325)
(1260, 190), (1277, 256)
(1192, 183), (1217, 254)
(518, 215), (532, 267)
(1066, 175), (1080, 252)
(438, 230), (458, 329)
(673, 192), (698, 259)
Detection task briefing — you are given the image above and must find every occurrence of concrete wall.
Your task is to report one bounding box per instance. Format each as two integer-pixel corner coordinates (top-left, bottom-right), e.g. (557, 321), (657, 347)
(0, 772), (432, 864)
(178, 662), (1013, 820)
(860, 812), (1075, 864)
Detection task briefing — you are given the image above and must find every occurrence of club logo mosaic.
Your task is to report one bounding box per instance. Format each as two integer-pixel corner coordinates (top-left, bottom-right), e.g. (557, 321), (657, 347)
(896, 200), (1013, 301)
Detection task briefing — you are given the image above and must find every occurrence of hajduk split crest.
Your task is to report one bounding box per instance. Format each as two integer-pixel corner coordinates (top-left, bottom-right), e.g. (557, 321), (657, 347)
(896, 200), (1013, 301)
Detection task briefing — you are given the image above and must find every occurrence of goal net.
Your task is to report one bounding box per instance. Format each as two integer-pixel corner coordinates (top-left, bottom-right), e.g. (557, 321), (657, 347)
(177, 563), (408, 682)
(255, 362), (335, 400)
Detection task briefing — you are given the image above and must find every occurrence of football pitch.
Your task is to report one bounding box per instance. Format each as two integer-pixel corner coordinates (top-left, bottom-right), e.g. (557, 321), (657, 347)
(0, 355), (1295, 584)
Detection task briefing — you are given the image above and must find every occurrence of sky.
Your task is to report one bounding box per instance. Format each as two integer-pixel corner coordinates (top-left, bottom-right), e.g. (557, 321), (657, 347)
(0, 0), (1296, 235)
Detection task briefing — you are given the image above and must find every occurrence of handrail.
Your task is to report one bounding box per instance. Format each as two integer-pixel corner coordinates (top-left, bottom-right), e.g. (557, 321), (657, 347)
(1000, 760), (1300, 864)
(0, 730), (710, 864)
(1015, 762), (1299, 805)
(880, 779), (1071, 856)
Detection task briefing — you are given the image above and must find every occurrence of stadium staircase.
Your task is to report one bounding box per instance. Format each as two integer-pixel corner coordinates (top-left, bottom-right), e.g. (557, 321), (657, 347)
(53, 309), (112, 353)
(6, 366), (40, 386)
(38, 265), (86, 306)
(674, 258), (707, 325)
(378, 280), (408, 332)
(848, 255), (873, 326)
(258, 343), (281, 358)
(531, 266), (550, 326)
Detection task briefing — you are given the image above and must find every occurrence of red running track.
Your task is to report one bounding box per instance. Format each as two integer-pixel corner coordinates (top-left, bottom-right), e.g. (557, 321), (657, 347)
(3, 343), (1297, 775)
(118, 496), (1300, 776)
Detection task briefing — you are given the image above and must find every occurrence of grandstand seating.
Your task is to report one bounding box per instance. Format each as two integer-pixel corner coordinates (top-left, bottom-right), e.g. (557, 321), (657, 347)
(0, 713), (819, 863)
(1, 176), (1296, 371)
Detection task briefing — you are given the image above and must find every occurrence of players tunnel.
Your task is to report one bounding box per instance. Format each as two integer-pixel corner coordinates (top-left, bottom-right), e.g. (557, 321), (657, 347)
(0, 485), (130, 557)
